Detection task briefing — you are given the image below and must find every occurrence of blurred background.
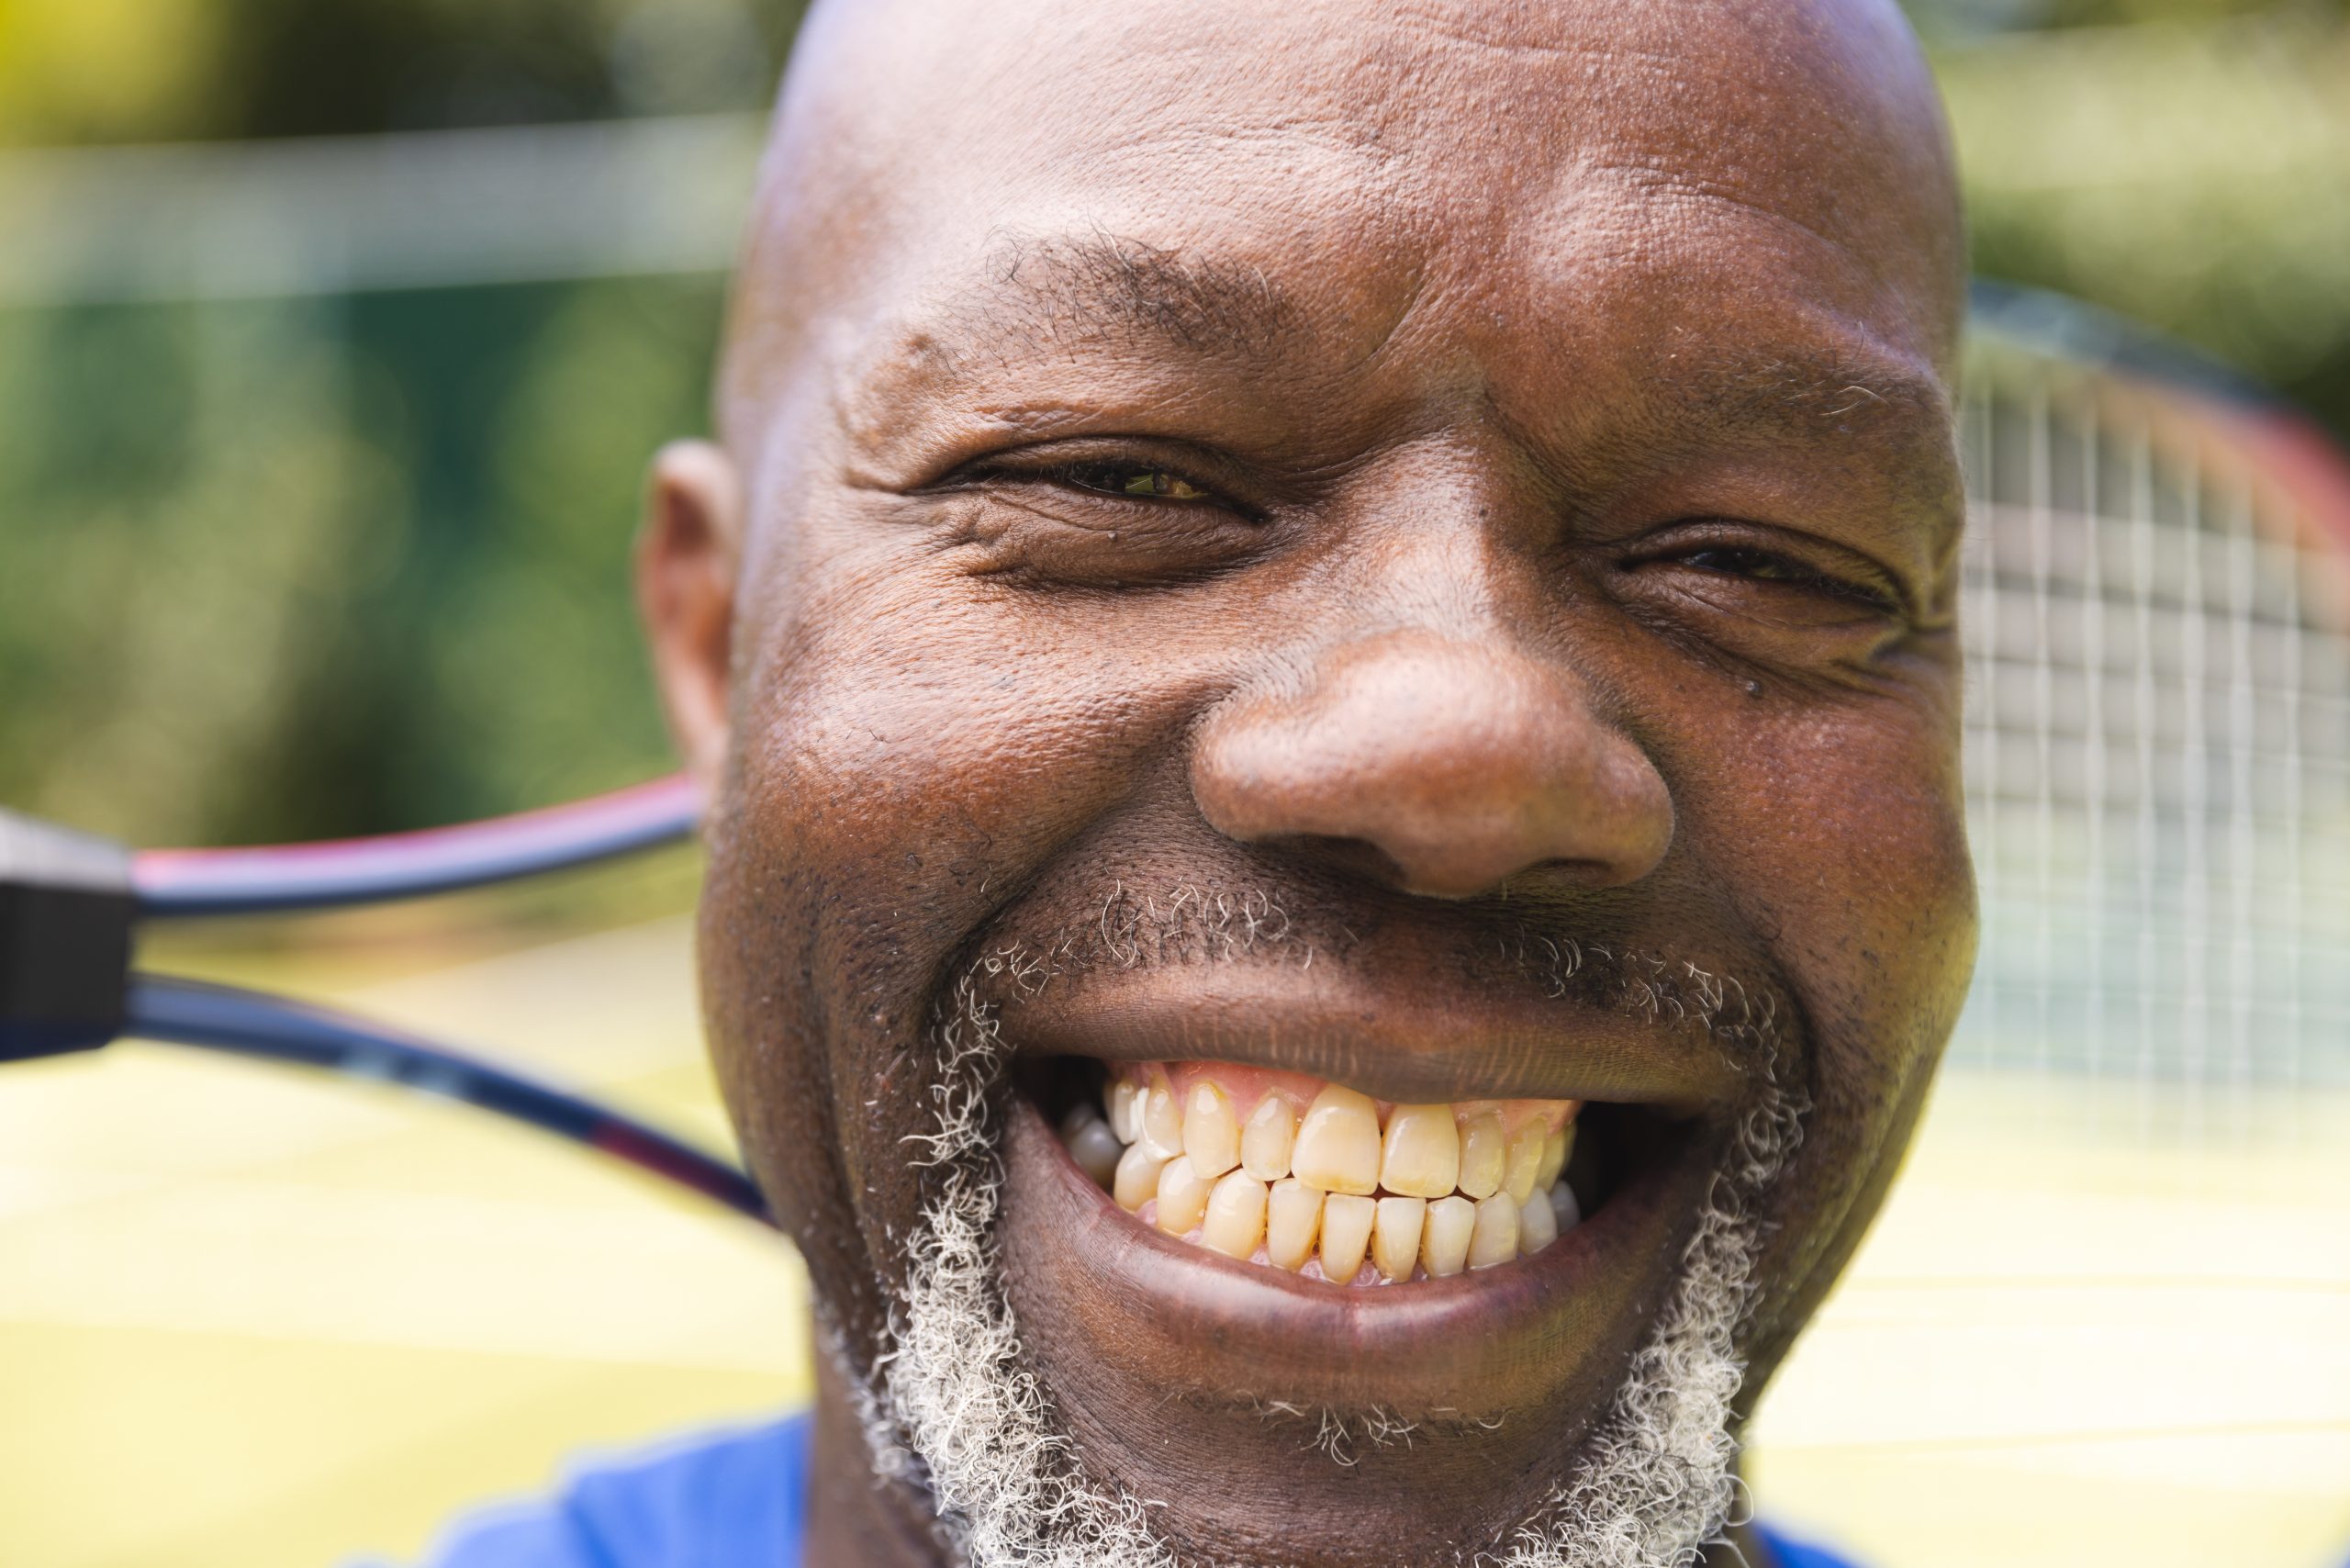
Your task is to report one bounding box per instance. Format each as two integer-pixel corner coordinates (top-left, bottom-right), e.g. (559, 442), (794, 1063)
(1, 1), (2345, 1565)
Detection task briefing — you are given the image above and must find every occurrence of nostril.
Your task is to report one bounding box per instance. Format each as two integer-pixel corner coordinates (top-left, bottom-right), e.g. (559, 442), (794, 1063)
(1399, 854), (1639, 902)
(1378, 823), (1632, 902)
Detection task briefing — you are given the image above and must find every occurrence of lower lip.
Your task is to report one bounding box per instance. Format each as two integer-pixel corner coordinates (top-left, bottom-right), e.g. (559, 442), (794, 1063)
(999, 1091), (1720, 1412)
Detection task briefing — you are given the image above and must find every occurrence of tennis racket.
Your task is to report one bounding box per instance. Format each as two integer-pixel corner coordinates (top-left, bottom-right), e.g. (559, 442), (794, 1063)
(12, 281), (2343, 1209)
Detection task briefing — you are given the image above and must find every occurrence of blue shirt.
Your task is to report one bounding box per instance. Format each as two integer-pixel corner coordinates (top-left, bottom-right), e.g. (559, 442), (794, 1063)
(408, 1415), (1861, 1568)
(411, 1418), (812, 1568)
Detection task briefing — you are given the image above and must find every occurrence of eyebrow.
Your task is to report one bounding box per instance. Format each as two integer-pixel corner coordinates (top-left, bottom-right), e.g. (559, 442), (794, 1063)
(943, 231), (1305, 364)
(884, 232), (1957, 515)
(932, 234), (1948, 426)
(1674, 345), (1953, 442)
(1617, 343), (1963, 549)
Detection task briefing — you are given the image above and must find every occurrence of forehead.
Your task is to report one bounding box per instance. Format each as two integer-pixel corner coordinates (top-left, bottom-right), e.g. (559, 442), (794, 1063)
(751, 0), (1958, 486)
(828, 0), (1935, 182)
(791, 0), (1953, 316)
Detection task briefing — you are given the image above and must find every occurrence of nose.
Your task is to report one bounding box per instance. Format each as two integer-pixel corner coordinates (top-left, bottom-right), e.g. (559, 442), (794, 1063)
(1191, 632), (1673, 899)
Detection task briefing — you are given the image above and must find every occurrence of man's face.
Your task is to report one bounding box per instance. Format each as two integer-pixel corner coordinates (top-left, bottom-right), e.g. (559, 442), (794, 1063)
(643, 0), (1974, 1561)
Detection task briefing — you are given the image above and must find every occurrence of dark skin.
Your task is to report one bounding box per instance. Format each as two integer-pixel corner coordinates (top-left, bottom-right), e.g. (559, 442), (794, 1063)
(638, 1), (1975, 1563)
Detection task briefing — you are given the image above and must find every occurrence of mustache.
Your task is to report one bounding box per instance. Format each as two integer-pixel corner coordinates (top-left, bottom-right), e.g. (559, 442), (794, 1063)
(940, 875), (1794, 1075)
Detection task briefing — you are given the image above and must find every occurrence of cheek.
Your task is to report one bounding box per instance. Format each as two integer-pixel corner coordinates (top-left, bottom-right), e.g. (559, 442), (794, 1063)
(1672, 693), (1976, 1337)
(709, 541), (1213, 1298)
(1676, 686), (1975, 1072)
(744, 576), (1171, 904)
(734, 494), (1283, 903)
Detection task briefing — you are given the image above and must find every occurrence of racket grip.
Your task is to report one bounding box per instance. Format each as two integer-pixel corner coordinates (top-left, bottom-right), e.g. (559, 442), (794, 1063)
(0, 809), (133, 1062)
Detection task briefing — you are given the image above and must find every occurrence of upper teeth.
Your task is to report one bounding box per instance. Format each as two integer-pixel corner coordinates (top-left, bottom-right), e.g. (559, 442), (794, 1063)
(1063, 1063), (1583, 1285)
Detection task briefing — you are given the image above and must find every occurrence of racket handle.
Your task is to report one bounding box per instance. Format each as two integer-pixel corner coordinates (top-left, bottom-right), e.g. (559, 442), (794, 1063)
(0, 809), (133, 1062)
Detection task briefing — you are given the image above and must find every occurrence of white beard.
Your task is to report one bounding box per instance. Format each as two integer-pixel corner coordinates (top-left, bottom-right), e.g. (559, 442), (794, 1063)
(837, 956), (1804, 1568)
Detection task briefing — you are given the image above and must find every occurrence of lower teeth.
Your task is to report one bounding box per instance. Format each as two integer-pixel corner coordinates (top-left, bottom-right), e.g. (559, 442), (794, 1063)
(1058, 1064), (1584, 1284)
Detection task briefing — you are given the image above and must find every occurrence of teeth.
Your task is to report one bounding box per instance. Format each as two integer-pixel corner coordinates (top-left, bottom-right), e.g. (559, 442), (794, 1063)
(1113, 1142), (1170, 1213)
(1239, 1096), (1298, 1181)
(1202, 1170), (1269, 1259)
(1419, 1194), (1475, 1278)
(1265, 1178), (1323, 1271)
(1154, 1155), (1213, 1237)
(1067, 1118), (1125, 1189)
(1378, 1103), (1460, 1199)
(1080, 1063), (1587, 1286)
(1183, 1080), (1241, 1179)
(1456, 1111), (1506, 1201)
(1467, 1192), (1520, 1269)
(1535, 1125), (1573, 1193)
(1318, 1193), (1376, 1283)
(1516, 1187), (1558, 1255)
(1503, 1122), (1547, 1206)
(1371, 1195), (1426, 1282)
(1550, 1181), (1583, 1235)
(1291, 1085), (1382, 1195)
(1137, 1083), (1185, 1160)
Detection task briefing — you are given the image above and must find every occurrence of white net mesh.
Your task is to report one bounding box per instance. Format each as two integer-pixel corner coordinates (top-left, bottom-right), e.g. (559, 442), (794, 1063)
(1953, 331), (2350, 1096)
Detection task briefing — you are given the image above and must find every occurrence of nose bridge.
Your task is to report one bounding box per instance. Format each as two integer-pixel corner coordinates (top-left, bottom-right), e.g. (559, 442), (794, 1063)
(1191, 607), (1675, 900)
(1326, 438), (1534, 643)
(1344, 492), (1510, 643)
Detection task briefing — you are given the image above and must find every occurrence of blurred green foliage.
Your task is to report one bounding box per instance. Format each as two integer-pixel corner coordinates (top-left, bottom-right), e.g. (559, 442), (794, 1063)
(1924, 4), (2350, 458)
(1, 0), (2346, 847)
(0, 0), (797, 142)
(0, 0), (787, 844)
(0, 279), (727, 843)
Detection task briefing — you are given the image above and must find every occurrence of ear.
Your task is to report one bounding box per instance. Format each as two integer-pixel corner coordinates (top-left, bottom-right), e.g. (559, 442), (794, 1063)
(636, 439), (744, 790)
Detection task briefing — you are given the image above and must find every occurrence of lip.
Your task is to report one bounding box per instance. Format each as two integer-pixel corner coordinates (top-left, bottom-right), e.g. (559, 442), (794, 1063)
(1000, 1082), (1728, 1414)
(1004, 961), (1749, 1114)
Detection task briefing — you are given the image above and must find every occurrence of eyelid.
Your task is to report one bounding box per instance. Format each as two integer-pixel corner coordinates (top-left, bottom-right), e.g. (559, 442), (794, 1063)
(932, 440), (1264, 520)
(1707, 547), (1902, 615)
(1636, 521), (1916, 621)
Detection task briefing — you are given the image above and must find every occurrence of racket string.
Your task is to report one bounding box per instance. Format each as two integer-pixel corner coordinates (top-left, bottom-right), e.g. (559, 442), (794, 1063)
(1954, 351), (2350, 1124)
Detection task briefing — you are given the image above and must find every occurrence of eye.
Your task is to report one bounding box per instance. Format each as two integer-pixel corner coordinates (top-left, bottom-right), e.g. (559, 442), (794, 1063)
(1054, 462), (1218, 502)
(921, 449), (1269, 588)
(1679, 545), (1898, 615)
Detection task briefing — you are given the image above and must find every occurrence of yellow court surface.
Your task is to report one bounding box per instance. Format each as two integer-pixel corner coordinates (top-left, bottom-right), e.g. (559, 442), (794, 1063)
(2, 915), (2344, 1568)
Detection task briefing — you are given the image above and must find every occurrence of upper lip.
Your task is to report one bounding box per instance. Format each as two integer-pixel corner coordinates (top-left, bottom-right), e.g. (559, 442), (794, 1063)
(1002, 961), (1753, 1113)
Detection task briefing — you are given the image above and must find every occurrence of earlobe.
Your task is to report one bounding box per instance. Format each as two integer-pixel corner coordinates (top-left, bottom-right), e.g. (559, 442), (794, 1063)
(636, 439), (744, 790)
